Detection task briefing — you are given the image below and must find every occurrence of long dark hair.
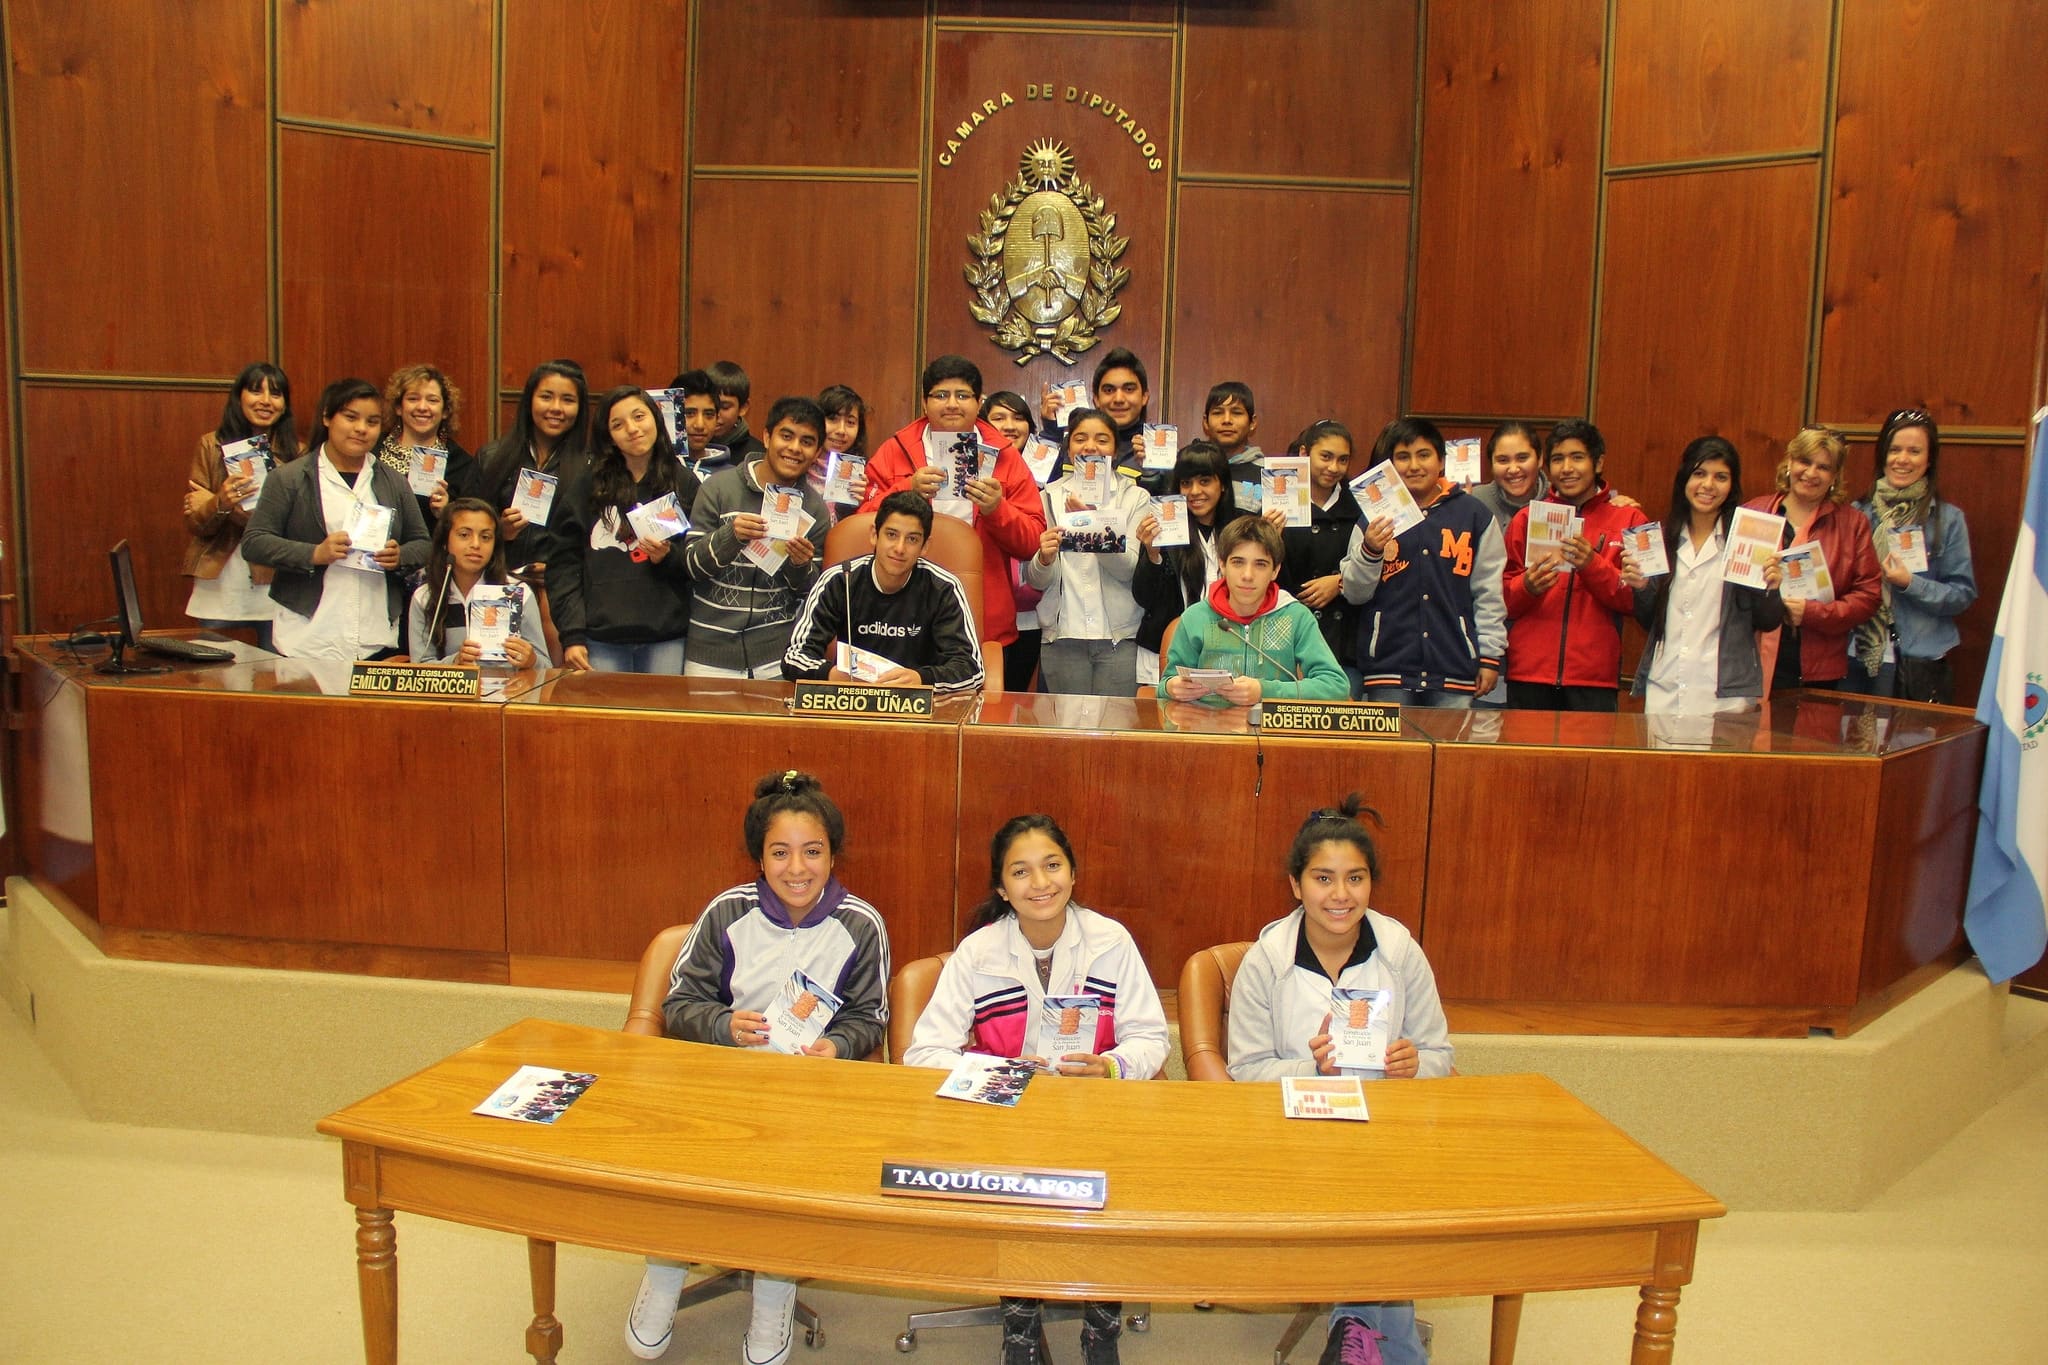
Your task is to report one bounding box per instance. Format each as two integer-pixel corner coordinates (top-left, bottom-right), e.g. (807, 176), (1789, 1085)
(585, 386), (688, 536)
(970, 814), (1078, 932)
(480, 360), (590, 492)
(1166, 440), (1238, 606)
(309, 378), (383, 458)
(216, 362), (301, 462)
(1661, 435), (1745, 549)
(421, 497), (513, 654)
(818, 384), (869, 457)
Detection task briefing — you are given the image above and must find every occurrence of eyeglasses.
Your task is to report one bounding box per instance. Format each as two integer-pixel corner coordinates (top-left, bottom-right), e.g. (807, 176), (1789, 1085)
(926, 388), (977, 403)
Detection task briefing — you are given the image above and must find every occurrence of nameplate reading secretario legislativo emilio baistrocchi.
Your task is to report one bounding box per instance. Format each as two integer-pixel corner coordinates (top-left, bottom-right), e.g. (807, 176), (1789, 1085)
(791, 680), (934, 719)
(347, 661), (481, 699)
(880, 1161), (1107, 1210)
(1257, 699), (1403, 736)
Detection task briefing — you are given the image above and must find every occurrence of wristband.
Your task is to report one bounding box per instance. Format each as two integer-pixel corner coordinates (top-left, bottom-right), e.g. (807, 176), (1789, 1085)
(1102, 1054), (1123, 1081)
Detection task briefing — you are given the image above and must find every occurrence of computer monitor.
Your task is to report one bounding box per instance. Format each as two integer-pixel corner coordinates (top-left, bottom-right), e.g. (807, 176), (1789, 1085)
(97, 540), (168, 674)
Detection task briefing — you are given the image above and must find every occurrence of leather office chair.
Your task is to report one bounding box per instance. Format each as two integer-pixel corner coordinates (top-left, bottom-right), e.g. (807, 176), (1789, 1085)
(822, 510), (1005, 694)
(623, 923), (827, 1350)
(1178, 944), (1471, 1364)
(1135, 615), (1181, 701)
(885, 953), (1150, 1355)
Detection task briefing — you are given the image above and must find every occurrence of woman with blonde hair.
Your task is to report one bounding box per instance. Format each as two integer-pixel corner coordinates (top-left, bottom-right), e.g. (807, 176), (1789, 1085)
(1740, 426), (1880, 691)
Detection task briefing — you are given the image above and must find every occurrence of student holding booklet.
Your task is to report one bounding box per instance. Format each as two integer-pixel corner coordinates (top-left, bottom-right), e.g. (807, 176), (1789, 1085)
(182, 361), (302, 649)
(782, 491), (985, 691)
(1741, 426), (1881, 692)
(1622, 437), (1783, 714)
(680, 396), (832, 678)
(859, 355), (1046, 650)
(1339, 417), (1505, 707)
(1162, 515), (1350, 705)
(630, 771), (890, 1364)
(1275, 421), (1364, 683)
(1501, 420), (1638, 710)
(478, 360), (591, 574)
(1227, 797), (1452, 1365)
(243, 378), (429, 661)
(810, 383), (872, 520)
(905, 813), (1167, 1365)
(406, 498), (548, 667)
(982, 391), (1050, 690)
(547, 386), (700, 673)
(1130, 441), (1241, 684)
(1025, 408), (1151, 696)
(1847, 409), (1977, 703)
(372, 363), (477, 531)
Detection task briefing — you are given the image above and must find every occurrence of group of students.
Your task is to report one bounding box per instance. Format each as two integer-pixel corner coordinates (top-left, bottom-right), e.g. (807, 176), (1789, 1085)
(628, 769), (1445, 1365)
(179, 350), (1978, 710)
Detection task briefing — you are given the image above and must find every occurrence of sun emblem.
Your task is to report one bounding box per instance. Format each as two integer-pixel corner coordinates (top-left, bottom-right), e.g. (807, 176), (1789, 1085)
(964, 140), (1129, 364)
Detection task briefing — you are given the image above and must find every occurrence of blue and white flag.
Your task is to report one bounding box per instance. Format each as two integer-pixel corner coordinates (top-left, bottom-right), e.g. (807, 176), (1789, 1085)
(1965, 416), (2048, 982)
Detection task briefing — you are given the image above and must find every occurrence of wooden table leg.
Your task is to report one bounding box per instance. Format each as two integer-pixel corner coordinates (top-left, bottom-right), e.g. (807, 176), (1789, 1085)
(526, 1238), (563, 1365)
(1488, 1293), (1523, 1365)
(354, 1208), (397, 1365)
(1630, 1284), (1681, 1363)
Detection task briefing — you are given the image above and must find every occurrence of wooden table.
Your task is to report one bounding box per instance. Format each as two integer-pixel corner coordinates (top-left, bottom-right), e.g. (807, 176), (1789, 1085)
(318, 1018), (1725, 1363)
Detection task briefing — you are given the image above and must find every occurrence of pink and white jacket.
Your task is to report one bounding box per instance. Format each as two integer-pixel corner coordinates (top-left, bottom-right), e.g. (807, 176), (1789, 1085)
(903, 905), (1168, 1080)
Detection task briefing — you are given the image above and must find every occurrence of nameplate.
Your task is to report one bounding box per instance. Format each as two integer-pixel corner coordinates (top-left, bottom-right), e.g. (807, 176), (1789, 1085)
(1258, 699), (1403, 736)
(792, 680), (934, 719)
(880, 1161), (1107, 1210)
(348, 661), (481, 699)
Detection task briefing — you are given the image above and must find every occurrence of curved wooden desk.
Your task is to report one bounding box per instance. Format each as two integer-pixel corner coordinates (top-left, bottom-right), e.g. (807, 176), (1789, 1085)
(318, 1018), (1724, 1364)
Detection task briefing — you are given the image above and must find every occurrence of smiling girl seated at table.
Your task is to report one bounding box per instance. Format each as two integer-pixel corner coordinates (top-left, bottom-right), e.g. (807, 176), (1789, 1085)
(626, 771), (891, 1365)
(1228, 796), (1452, 1365)
(905, 813), (1167, 1365)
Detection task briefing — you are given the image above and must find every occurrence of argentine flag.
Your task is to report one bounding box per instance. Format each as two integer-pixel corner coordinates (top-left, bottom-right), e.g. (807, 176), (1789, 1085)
(1966, 416), (2048, 982)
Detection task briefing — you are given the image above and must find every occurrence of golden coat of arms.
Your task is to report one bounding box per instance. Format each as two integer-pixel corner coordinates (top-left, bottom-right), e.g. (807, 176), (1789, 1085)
(965, 140), (1129, 364)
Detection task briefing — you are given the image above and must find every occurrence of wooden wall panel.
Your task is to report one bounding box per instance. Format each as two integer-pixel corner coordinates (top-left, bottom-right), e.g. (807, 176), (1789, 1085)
(939, 1), (1176, 21)
(687, 179), (921, 432)
(1409, 0), (1605, 418)
(1593, 163), (1818, 505)
(22, 386), (226, 634)
(279, 0), (494, 140)
(1180, 0), (1416, 182)
(1835, 440), (2023, 707)
(7, 0), (268, 376)
(1608, 0), (1829, 167)
(1169, 186), (1408, 445)
(692, 1), (923, 169)
(279, 132), (491, 418)
(500, 0), (685, 392)
(925, 27), (1175, 410)
(1818, 0), (2048, 428)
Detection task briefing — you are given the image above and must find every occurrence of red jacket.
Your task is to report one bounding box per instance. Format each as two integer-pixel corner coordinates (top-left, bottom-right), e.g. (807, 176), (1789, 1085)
(1502, 483), (1638, 688)
(858, 417), (1046, 645)
(1740, 493), (1880, 684)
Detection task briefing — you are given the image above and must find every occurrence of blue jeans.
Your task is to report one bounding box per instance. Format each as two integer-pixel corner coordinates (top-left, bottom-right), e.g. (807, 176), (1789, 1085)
(1039, 637), (1138, 696)
(1331, 1302), (1426, 1365)
(585, 638), (685, 674)
(1363, 685), (1472, 710)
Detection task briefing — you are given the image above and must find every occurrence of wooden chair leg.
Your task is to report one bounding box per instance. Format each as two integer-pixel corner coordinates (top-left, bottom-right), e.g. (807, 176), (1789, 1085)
(1489, 1293), (1524, 1365)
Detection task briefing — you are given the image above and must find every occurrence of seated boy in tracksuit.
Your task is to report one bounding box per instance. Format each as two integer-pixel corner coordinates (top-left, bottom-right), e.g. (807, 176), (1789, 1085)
(1339, 416), (1505, 708)
(782, 491), (985, 692)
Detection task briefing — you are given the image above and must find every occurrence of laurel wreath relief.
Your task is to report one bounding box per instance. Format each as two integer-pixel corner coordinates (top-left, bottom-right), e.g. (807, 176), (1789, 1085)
(965, 172), (1129, 364)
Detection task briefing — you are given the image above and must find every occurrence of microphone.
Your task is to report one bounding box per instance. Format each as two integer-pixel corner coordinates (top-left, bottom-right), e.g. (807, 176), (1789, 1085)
(1224, 619), (1301, 679)
(424, 560), (455, 647)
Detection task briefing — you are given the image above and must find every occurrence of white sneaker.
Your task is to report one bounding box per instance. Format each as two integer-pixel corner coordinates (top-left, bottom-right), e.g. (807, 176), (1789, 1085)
(743, 1274), (798, 1365)
(625, 1260), (688, 1360)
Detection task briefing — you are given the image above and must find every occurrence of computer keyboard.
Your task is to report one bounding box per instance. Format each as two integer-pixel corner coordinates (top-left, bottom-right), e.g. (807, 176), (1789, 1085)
(138, 636), (236, 664)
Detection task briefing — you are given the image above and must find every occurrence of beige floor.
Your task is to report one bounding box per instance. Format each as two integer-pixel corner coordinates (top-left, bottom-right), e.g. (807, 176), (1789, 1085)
(4, 999), (2047, 1364)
